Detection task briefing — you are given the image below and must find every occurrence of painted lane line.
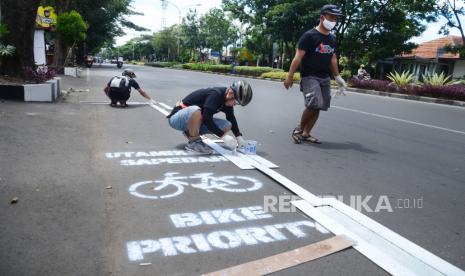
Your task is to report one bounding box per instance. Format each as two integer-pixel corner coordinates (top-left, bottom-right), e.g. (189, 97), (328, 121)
(292, 200), (465, 276)
(320, 198), (465, 276)
(250, 162), (323, 206)
(157, 102), (173, 110)
(344, 90), (465, 110)
(79, 101), (148, 105)
(202, 139), (255, 169)
(332, 105), (465, 136)
(292, 200), (419, 276)
(148, 102), (170, 116)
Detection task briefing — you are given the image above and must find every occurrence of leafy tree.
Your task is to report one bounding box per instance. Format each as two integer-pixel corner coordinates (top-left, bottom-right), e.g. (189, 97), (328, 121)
(0, 24), (15, 57)
(56, 10), (87, 66)
(437, 0), (465, 57)
(223, 0), (436, 71)
(334, 0), (437, 70)
(199, 8), (238, 59)
(438, 0), (465, 44)
(180, 9), (206, 60)
(41, 0), (148, 66)
(0, 0), (41, 78)
(153, 26), (178, 61)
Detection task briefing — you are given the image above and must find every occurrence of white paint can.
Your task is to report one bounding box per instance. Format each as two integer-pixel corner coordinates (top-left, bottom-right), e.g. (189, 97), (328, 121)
(244, 140), (257, 155)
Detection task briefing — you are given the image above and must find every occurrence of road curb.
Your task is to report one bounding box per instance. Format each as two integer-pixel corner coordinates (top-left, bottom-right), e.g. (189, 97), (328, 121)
(148, 66), (465, 108)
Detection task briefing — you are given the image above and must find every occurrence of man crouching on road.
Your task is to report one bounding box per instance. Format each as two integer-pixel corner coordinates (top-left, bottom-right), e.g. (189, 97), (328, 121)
(166, 80), (253, 154)
(104, 69), (155, 107)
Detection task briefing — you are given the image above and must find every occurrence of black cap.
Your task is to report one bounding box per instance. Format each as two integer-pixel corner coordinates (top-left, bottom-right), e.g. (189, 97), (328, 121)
(320, 4), (343, 16)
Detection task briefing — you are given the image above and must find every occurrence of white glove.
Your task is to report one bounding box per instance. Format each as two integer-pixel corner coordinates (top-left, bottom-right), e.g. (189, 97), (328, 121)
(334, 75), (347, 97)
(236, 136), (247, 149)
(222, 135), (238, 150)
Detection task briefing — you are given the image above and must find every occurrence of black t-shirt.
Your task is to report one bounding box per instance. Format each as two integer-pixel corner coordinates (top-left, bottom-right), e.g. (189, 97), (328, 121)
(297, 28), (336, 78)
(108, 77), (140, 94)
(168, 87), (241, 137)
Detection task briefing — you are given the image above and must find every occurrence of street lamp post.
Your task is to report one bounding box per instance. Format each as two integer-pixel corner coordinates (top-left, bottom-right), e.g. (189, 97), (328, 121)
(162, 1), (201, 61)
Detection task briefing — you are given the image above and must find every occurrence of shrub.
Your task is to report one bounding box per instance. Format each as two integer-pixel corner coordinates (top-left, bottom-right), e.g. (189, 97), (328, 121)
(235, 66), (282, 76)
(340, 69), (352, 81)
(349, 78), (392, 92)
(145, 61), (178, 68)
(411, 84), (465, 101)
(387, 71), (416, 88)
(261, 71), (300, 81)
(421, 72), (452, 86)
(181, 63), (284, 76)
(26, 67), (56, 83)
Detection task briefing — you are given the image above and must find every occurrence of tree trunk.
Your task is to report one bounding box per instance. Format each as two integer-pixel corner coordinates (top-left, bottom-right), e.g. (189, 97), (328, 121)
(0, 0), (41, 78)
(52, 0), (71, 70)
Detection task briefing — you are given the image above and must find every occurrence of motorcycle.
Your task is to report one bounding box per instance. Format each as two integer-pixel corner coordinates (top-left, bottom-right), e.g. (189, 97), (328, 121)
(85, 55), (94, 68)
(116, 57), (123, 68)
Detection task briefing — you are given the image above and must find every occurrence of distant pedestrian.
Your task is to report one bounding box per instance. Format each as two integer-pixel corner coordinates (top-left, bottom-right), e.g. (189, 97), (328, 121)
(283, 4), (347, 144)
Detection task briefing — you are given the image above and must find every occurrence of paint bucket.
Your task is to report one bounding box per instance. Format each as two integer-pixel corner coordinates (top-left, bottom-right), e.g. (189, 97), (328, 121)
(244, 140), (257, 155)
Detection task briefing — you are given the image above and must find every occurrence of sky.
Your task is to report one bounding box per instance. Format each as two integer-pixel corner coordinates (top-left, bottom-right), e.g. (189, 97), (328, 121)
(116, 0), (463, 46)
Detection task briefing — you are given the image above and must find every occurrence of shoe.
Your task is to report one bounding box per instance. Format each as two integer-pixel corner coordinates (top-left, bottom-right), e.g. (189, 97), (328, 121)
(301, 134), (322, 144)
(110, 99), (117, 107)
(185, 138), (213, 154)
(292, 127), (303, 144)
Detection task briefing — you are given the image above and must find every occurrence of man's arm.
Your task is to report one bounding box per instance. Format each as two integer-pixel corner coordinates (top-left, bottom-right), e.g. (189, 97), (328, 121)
(137, 88), (152, 100)
(330, 53), (340, 76)
(284, 49), (306, 89)
(224, 108), (241, 137)
(330, 53), (347, 93)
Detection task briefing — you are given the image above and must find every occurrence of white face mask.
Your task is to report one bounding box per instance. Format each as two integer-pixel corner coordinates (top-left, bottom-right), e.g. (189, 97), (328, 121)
(322, 17), (336, 30)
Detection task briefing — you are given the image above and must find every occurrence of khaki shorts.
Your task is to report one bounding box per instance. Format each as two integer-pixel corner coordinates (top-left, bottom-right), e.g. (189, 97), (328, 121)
(300, 76), (331, 111)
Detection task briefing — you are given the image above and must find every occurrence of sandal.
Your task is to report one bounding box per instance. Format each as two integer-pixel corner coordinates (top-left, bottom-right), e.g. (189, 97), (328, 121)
(301, 134), (322, 144)
(292, 127), (303, 144)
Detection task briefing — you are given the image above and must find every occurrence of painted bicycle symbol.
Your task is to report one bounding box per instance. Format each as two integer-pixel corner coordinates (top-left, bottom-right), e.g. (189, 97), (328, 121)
(129, 172), (263, 199)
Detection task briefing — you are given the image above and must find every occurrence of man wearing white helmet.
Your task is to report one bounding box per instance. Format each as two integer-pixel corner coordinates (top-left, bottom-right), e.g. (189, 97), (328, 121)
(284, 4), (347, 144)
(104, 69), (155, 107)
(167, 80), (253, 154)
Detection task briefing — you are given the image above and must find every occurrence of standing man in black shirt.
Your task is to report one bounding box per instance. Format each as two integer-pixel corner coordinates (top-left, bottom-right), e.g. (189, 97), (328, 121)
(284, 4), (347, 144)
(167, 80), (253, 154)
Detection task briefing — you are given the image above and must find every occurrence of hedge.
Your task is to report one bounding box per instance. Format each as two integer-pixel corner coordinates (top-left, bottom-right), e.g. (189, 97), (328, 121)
(261, 71), (300, 81)
(181, 63), (283, 76)
(145, 62), (178, 68)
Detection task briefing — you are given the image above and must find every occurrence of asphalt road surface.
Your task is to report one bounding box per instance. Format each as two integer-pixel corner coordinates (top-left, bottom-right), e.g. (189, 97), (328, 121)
(1, 64), (464, 275)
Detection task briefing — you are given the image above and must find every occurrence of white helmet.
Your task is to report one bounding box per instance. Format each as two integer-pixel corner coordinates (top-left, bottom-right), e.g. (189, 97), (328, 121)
(230, 80), (253, 106)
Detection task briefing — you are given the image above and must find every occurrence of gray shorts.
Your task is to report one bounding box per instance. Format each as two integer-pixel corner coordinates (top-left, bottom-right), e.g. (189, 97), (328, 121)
(300, 76), (331, 111)
(168, 106), (231, 135)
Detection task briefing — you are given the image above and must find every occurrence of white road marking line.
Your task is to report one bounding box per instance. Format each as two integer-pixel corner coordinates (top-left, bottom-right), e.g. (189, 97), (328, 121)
(158, 102), (173, 110)
(332, 105), (465, 136)
(343, 90), (465, 110)
(148, 102), (170, 116)
(292, 200), (465, 276)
